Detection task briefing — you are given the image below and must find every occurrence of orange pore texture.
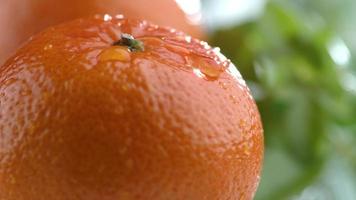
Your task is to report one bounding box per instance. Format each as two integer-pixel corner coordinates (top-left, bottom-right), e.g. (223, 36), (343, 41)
(0, 0), (204, 65)
(0, 16), (263, 200)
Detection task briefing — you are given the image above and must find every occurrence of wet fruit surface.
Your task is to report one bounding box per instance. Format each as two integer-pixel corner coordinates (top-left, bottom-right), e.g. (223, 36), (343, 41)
(0, 0), (204, 65)
(0, 16), (263, 200)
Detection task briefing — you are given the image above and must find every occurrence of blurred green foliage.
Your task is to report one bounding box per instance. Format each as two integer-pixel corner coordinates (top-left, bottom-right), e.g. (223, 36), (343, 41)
(208, 0), (356, 199)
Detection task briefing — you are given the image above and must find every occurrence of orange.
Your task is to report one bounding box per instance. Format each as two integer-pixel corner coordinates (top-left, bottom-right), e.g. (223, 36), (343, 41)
(0, 0), (204, 64)
(0, 16), (263, 200)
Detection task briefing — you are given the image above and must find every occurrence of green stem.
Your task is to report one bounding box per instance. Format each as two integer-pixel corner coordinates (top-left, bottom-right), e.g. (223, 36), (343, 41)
(113, 33), (144, 52)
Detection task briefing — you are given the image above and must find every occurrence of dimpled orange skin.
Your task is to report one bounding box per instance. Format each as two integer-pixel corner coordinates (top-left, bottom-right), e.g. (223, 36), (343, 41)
(0, 16), (263, 200)
(0, 0), (204, 65)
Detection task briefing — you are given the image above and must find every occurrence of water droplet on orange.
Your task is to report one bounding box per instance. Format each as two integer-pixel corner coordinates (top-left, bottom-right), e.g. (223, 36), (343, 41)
(103, 14), (112, 21)
(200, 65), (222, 80)
(115, 14), (124, 19)
(227, 63), (246, 87)
(240, 141), (253, 157)
(140, 37), (164, 46)
(192, 68), (205, 79)
(43, 44), (53, 51)
(165, 43), (191, 55)
(99, 46), (131, 62)
(187, 56), (224, 81)
(219, 81), (228, 90)
(229, 95), (238, 104)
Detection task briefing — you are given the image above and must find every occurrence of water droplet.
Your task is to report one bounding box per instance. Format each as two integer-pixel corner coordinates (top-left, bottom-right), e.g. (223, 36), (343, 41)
(185, 36), (192, 43)
(103, 14), (112, 21)
(82, 63), (93, 70)
(193, 68), (205, 79)
(227, 63), (246, 87)
(219, 81), (228, 90)
(115, 14), (124, 19)
(84, 49), (101, 66)
(165, 43), (191, 55)
(200, 66), (222, 80)
(213, 47), (221, 53)
(43, 44), (53, 51)
(239, 120), (246, 127)
(229, 94), (238, 104)
(188, 56), (223, 80)
(199, 41), (210, 49)
(147, 24), (159, 32)
(242, 142), (253, 156)
(140, 37), (164, 47)
(99, 47), (131, 62)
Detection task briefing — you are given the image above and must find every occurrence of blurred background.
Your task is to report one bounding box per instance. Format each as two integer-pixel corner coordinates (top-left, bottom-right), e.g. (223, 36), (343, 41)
(1, 0), (355, 199)
(197, 0), (356, 199)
